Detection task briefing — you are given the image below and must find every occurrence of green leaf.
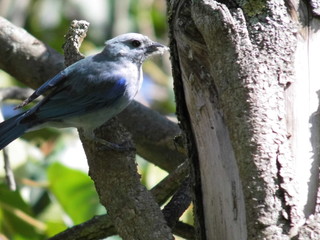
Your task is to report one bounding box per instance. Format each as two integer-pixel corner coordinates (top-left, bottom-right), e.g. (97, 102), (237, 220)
(0, 184), (42, 239)
(45, 220), (68, 237)
(47, 162), (101, 224)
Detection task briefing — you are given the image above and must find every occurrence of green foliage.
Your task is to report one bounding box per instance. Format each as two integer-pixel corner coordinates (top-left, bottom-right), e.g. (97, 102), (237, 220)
(241, 0), (266, 17)
(47, 162), (102, 224)
(0, 162), (103, 239)
(0, 184), (40, 239)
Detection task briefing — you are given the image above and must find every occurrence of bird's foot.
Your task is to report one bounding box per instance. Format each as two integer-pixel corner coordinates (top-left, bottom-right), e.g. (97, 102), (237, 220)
(95, 138), (135, 152)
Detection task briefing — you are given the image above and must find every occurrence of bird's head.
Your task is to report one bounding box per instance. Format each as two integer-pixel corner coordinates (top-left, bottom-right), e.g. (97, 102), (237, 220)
(103, 33), (169, 63)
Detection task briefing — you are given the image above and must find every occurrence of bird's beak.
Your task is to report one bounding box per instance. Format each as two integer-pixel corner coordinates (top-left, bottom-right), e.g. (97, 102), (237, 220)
(146, 42), (169, 56)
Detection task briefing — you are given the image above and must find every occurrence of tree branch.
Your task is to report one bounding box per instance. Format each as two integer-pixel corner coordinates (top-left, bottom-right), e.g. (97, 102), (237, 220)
(163, 177), (192, 229)
(118, 100), (186, 171)
(49, 215), (194, 240)
(0, 16), (185, 172)
(80, 120), (173, 239)
(62, 20), (89, 66)
(48, 215), (116, 240)
(0, 17), (64, 90)
(0, 87), (35, 101)
(151, 159), (190, 206)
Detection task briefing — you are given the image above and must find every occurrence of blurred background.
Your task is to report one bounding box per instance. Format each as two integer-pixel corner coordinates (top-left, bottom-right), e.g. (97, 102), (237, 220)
(0, 0), (192, 239)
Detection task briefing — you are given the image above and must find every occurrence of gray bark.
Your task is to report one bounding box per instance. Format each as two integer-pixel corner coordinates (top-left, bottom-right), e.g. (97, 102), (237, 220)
(168, 0), (320, 239)
(80, 121), (173, 240)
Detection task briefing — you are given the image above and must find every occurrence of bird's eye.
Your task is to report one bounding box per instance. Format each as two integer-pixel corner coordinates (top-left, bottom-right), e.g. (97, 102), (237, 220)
(131, 40), (141, 48)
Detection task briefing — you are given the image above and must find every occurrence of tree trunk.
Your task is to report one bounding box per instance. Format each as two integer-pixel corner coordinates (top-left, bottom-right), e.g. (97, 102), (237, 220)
(168, 0), (320, 239)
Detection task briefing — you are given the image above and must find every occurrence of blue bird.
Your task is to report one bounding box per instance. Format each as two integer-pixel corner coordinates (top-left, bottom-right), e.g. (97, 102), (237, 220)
(0, 33), (168, 150)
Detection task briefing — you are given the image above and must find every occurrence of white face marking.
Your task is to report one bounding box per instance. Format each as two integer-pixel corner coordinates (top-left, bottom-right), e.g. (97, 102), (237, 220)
(103, 33), (168, 63)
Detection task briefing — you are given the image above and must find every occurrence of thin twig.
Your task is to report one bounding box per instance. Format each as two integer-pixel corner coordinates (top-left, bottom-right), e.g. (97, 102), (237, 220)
(3, 147), (16, 191)
(151, 159), (190, 206)
(0, 107), (16, 190)
(0, 86), (41, 191)
(163, 177), (192, 228)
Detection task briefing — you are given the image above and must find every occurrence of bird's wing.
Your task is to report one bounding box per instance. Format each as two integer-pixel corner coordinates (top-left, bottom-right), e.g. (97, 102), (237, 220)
(26, 74), (127, 122)
(15, 71), (68, 109)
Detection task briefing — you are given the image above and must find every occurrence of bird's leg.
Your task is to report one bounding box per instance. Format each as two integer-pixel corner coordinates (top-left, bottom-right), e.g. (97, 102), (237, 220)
(81, 128), (135, 152)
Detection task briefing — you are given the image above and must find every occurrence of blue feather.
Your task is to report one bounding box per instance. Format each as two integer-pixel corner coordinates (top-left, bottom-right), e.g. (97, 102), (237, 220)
(33, 75), (127, 121)
(15, 71), (67, 109)
(0, 74), (127, 150)
(0, 113), (29, 149)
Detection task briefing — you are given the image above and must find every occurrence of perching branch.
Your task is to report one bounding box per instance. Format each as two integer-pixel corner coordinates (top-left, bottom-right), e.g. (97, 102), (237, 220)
(80, 120), (174, 239)
(0, 16), (185, 172)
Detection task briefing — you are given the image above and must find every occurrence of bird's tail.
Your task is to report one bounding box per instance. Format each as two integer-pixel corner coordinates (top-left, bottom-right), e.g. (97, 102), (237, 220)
(0, 113), (30, 150)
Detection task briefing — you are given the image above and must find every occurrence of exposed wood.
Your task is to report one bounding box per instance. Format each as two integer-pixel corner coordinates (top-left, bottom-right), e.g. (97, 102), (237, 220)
(167, 0), (319, 239)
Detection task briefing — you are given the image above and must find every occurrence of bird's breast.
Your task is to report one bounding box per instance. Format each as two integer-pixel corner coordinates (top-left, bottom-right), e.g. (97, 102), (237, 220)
(122, 65), (143, 101)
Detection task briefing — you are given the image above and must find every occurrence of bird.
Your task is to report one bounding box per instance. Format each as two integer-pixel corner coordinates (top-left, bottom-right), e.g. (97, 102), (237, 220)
(0, 33), (169, 150)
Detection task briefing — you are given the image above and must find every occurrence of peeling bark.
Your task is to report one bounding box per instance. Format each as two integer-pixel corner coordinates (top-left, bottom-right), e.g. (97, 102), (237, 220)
(168, 0), (320, 239)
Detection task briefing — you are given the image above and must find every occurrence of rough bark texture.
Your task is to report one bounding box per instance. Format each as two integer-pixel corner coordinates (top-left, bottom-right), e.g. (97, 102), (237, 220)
(80, 120), (173, 240)
(168, 0), (320, 239)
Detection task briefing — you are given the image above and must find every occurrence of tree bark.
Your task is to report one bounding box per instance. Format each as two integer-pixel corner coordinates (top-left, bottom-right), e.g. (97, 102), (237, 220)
(80, 121), (173, 240)
(168, 0), (320, 239)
